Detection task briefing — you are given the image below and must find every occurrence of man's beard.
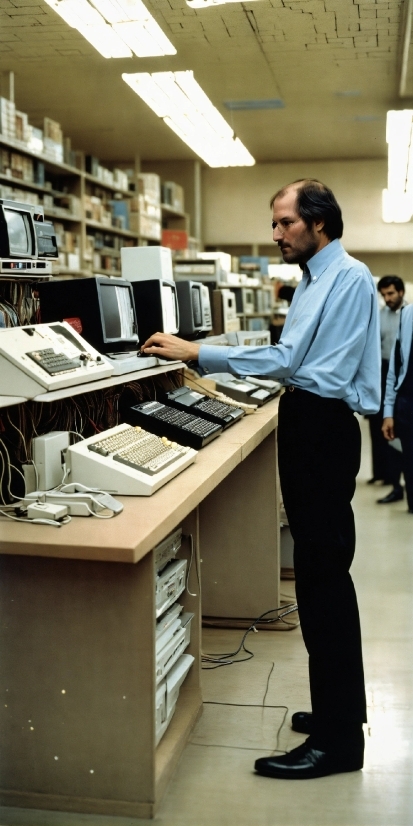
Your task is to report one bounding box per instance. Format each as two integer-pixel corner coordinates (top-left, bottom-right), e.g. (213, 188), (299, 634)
(279, 237), (319, 265)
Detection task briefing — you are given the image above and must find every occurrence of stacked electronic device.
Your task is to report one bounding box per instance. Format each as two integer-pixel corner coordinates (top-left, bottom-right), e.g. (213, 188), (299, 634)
(154, 528), (194, 746)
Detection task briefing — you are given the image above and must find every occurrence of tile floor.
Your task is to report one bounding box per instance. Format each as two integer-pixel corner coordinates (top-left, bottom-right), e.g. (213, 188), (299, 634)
(1, 418), (412, 826)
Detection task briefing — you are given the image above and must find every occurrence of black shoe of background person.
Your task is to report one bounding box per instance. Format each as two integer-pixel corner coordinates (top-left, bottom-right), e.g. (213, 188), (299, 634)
(254, 737), (364, 780)
(291, 711), (312, 735)
(377, 486), (404, 504)
(367, 477), (383, 485)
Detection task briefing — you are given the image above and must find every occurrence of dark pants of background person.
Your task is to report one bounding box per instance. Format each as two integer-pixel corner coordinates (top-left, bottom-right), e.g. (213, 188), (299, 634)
(367, 359), (403, 485)
(394, 342), (413, 511)
(278, 388), (367, 749)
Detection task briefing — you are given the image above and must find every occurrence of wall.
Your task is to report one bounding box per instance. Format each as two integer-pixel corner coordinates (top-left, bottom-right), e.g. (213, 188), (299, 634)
(202, 160), (413, 262)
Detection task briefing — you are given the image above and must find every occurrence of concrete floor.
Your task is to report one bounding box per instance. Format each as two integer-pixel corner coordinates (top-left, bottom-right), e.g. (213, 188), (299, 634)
(1, 418), (412, 826)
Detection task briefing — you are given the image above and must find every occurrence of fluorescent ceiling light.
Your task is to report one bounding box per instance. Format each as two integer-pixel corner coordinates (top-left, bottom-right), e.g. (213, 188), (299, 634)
(44, 0), (176, 57)
(122, 71), (255, 167)
(382, 109), (413, 223)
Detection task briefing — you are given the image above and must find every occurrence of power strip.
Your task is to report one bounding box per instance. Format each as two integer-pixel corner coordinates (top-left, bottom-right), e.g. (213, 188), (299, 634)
(23, 490), (123, 517)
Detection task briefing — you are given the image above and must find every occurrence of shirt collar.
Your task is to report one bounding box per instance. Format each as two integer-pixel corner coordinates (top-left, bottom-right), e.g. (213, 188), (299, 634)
(306, 238), (342, 284)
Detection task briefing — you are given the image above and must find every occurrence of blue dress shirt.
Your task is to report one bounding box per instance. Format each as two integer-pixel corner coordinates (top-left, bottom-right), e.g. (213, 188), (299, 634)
(383, 303), (413, 418)
(199, 239), (381, 415)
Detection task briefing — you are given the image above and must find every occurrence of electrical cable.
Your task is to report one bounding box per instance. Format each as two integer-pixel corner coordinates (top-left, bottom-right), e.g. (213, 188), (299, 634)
(201, 603), (298, 669)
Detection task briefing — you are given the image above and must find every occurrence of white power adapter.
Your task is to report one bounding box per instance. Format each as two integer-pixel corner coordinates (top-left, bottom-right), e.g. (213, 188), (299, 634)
(27, 502), (68, 522)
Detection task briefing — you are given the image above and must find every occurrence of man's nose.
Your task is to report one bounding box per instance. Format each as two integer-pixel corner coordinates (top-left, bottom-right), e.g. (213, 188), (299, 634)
(273, 226), (283, 241)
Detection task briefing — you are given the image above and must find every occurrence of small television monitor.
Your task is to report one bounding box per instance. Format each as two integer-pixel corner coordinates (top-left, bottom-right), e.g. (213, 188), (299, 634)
(38, 276), (139, 354)
(0, 199), (38, 259)
(128, 278), (179, 345)
(176, 280), (213, 337)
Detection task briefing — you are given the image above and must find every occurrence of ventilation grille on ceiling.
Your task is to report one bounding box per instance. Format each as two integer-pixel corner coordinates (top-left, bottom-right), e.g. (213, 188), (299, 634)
(224, 99), (285, 111)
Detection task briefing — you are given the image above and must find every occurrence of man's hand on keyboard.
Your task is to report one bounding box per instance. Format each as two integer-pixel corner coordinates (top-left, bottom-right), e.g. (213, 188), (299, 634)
(141, 333), (200, 363)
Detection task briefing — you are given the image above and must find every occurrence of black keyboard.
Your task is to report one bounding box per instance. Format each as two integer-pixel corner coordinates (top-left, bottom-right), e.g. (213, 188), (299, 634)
(165, 386), (245, 429)
(129, 400), (223, 450)
(27, 348), (80, 375)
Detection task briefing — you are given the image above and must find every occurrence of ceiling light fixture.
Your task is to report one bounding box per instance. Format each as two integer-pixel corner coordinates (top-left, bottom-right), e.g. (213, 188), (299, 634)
(44, 0), (176, 58)
(382, 109), (413, 223)
(122, 71), (255, 167)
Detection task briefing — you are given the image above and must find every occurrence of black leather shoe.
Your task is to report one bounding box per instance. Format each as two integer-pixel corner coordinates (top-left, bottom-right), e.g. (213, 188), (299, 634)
(291, 711), (312, 735)
(367, 477), (382, 484)
(377, 487), (404, 504)
(254, 740), (363, 780)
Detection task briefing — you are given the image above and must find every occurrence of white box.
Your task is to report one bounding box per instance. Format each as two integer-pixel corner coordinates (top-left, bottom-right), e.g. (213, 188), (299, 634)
(32, 431), (69, 490)
(121, 246), (173, 282)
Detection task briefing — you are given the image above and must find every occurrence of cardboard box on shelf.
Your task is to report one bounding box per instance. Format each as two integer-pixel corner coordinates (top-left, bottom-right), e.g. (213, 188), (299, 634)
(162, 181), (184, 212)
(0, 98), (16, 140)
(43, 137), (64, 163)
(27, 126), (43, 155)
(44, 117), (63, 145)
(138, 173), (161, 205)
(162, 229), (188, 251)
(129, 212), (161, 239)
(15, 111), (30, 144)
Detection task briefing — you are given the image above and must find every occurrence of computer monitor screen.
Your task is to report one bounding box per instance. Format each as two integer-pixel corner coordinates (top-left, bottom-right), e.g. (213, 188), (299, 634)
(38, 276), (139, 354)
(0, 204), (37, 258)
(176, 280), (212, 337)
(99, 282), (137, 341)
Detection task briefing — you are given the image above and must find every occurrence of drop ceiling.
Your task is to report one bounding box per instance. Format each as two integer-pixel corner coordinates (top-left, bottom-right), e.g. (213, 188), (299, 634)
(0, 0), (412, 165)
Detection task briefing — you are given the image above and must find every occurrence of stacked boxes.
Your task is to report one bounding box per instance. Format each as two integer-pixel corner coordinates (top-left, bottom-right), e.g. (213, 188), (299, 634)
(43, 117), (63, 163)
(161, 181), (184, 213)
(0, 98), (16, 141)
(53, 222), (81, 271)
(15, 111), (30, 144)
(85, 155), (129, 191)
(128, 173), (161, 240)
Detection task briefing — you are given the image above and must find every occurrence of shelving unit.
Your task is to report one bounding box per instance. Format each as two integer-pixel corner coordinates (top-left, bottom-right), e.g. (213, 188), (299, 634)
(0, 136), (200, 280)
(216, 282), (275, 333)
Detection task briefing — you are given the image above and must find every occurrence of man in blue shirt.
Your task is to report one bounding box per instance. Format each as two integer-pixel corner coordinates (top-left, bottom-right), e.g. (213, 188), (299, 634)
(382, 303), (413, 514)
(142, 179), (381, 779)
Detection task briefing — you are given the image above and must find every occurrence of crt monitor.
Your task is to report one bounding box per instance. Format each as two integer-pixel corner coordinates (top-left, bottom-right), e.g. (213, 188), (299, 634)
(176, 280), (213, 337)
(38, 276), (139, 354)
(0, 199), (38, 259)
(128, 278), (179, 345)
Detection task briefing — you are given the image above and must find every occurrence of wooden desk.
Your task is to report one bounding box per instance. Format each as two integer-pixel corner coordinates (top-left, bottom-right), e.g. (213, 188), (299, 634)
(0, 398), (280, 820)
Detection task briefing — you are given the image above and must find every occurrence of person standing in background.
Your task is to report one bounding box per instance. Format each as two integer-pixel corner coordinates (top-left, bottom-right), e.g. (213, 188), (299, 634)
(367, 276), (406, 504)
(382, 302), (413, 515)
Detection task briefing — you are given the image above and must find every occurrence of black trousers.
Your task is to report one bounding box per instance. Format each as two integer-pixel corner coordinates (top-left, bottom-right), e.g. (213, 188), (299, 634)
(395, 392), (413, 511)
(278, 388), (367, 744)
(367, 360), (402, 485)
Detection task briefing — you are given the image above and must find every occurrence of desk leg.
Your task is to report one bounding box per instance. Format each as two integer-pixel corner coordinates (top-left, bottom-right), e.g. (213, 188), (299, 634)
(199, 431), (280, 623)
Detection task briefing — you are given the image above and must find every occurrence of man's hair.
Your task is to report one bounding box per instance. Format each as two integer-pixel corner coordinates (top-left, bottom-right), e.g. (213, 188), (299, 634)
(270, 179), (343, 240)
(377, 275), (405, 293)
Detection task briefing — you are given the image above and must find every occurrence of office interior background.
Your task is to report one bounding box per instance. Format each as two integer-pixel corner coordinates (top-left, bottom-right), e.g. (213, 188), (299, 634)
(0, 1), (412, 825)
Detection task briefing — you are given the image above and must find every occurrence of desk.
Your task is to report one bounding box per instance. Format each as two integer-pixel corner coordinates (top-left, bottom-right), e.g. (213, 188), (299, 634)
(0, 398), (280, 820)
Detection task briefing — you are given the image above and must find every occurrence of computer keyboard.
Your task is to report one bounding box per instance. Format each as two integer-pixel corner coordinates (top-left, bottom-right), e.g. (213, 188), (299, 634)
(129, 400), (223, 450)
(165, 386), (245, 429)
(68, 423), (197, 496)
(27, 348), (80, 375)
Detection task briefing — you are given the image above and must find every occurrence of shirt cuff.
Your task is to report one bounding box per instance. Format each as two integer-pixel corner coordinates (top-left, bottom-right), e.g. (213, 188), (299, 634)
(198, 344), (232, 374)
(383, 403), (394, 418)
